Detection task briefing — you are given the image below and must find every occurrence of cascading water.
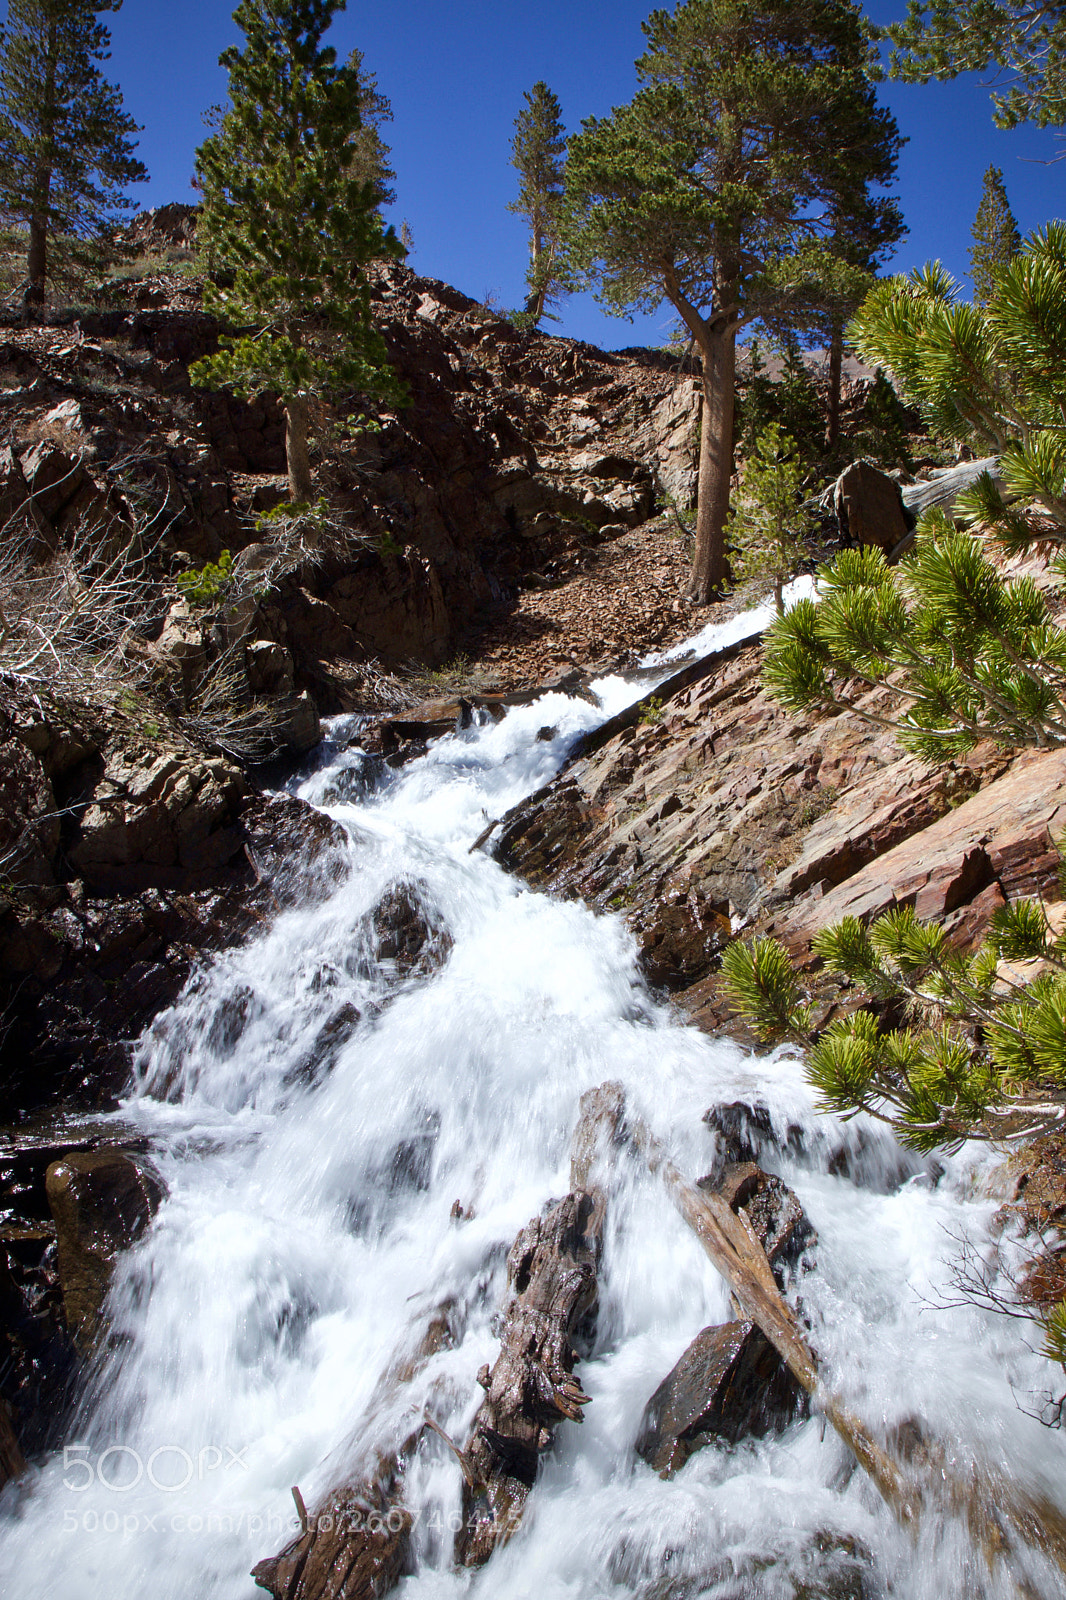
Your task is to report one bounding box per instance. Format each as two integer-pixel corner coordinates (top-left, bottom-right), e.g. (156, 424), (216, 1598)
(2, 607), (1066, 1600)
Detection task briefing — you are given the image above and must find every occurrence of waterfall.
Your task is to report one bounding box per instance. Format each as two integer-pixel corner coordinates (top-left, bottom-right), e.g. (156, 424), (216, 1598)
(2, 617), (1064, 1600)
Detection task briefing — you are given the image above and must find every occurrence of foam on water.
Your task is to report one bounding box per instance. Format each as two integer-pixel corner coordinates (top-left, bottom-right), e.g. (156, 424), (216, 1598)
(2, 609), (1064, 1599)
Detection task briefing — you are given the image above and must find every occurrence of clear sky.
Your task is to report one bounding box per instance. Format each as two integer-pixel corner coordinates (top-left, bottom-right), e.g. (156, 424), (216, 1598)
(86, 0), (1066, 349)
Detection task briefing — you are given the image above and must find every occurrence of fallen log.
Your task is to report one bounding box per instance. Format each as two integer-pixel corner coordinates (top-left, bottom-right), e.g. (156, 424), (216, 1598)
(900, 457), (1001, 521)
(251, 1302), (456, 1600)
(454, 1083), (624, 1568)
(454, 1191), (600, 1567)
(594, 1082), (1066, 1582)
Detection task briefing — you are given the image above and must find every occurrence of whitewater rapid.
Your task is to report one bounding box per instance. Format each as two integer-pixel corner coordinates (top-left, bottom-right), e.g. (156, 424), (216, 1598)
(1, 605), (1065, 1599)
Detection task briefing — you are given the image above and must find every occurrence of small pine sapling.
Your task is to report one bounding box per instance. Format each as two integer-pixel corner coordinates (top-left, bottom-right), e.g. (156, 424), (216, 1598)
(728, 424), (816, 612)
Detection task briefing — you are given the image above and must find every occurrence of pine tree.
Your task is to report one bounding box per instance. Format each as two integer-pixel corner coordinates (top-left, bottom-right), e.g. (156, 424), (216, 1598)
(190, 0), (402, 504)
(969, 165), (1021, 304)
(727, 423), (816, 612)
(563, 0), (903, 604)
(0, 0), (147, 313)
(884, 0), (1066, 129)
(762, 227), (1066, 761)
(508, 81), (570, 325)
(721, 895), (1066, 1152)
(344, 46), (396, 213)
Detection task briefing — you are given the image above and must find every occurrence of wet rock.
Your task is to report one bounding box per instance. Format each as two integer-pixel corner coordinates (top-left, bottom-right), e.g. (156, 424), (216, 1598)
(709, 1163), (817, 1283)
(607, 1528), (876, 1600)
(283, 1002), (362, 1089)
(376, 698), (466, 756)
(0, 1229), (77, 1462)
(635, 1319), (804, 1476)
(633, 890), (730, 990)
(45, 1149), (165, 1349)
(384, 1110), (441, 1194)
(205, 984), (263, 1054)
(370, 881), (452, 977)
(703, 1100), (776, 1165)
(271, 690), (321, 754)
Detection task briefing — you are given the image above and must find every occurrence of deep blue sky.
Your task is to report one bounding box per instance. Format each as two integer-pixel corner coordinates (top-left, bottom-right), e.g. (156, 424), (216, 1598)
(88, 0), (1066, 348)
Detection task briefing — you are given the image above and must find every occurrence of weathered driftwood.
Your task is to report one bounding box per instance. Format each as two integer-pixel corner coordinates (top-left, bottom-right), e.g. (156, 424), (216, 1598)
(454, 1191), (600, 1566)
(900, 457), (1000, 522)
(593, 1083), (1066, 1581)
(454, 1084), (624, 1568)
(251, 1304), (455, 1600)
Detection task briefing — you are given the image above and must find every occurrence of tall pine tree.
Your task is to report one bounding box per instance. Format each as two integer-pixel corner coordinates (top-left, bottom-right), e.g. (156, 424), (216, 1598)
(0, 0), (147, 313)
(344, 46), (396, 213)
(969, 164), (1021, 304)
(563, 0), (902, 603)
(191, 0), (401, 503)
(508, 82), (570, 324)
(884, 1), (1066, 129)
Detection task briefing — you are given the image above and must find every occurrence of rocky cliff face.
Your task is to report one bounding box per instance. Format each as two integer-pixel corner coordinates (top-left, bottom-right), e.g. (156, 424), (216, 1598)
(0, 675), (349, 1120)
(487, 632), (1064, 1040)
(0, 262), (701, 715)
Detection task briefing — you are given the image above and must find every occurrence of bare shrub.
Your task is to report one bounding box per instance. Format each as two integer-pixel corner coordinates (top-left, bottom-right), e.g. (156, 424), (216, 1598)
(0, 509), (159, 692)
(251, 496), (380, 578)
(178, 644), (291, 764)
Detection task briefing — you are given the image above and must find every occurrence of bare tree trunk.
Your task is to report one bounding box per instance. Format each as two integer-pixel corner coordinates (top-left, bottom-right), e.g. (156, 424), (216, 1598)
(285, 396), (314, 502)
(25, 206), (48, 315)
(23, 16), (58, 320)
(686, 318), (736, 604)
(825, 321), (843, 451)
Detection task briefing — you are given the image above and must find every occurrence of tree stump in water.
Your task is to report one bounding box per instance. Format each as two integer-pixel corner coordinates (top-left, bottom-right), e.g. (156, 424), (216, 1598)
(455, 1189), (602, 1566)
(251, 1306), (454, 1600)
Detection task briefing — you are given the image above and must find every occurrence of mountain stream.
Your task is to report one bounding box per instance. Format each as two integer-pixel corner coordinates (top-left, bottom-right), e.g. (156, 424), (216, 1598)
(2, 598), (1066, 1599)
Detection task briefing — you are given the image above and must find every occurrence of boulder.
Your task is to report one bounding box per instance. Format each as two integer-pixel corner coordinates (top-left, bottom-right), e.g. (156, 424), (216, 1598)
(151, 599), (207, 702)
(46, 1150), (165, 1349)
(68, 744), (249, 887)
(635, 1319), (803, 1476)
(18, 440), (98, 537)
(703, 1101), (776, 1165)
(246, 639), (294, 695)
(370, 881), (452, 977)
(271, 690), (320, 754)
(833, 460), (916, 559)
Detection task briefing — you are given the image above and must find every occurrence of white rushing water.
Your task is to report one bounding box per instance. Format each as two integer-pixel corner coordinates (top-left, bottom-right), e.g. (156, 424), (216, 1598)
(2, 619), (1066, 1600)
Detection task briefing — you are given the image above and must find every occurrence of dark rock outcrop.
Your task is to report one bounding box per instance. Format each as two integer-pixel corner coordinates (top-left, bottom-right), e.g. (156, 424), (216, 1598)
(46, 1149), (164, 1349)
(635, 1319), (802, 1475)
(0, 678), (348, 1120)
